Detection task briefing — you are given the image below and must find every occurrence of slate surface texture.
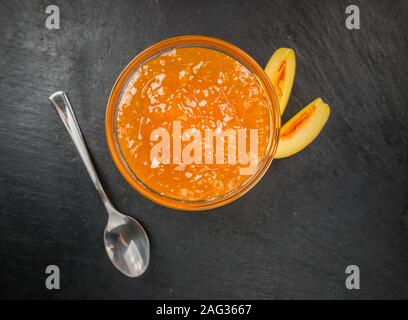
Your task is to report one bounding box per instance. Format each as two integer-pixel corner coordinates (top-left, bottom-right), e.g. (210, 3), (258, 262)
(0, 0), (407, 299)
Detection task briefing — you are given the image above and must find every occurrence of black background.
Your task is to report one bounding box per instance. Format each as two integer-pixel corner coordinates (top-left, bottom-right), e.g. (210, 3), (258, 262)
(0, 0), (407, 299)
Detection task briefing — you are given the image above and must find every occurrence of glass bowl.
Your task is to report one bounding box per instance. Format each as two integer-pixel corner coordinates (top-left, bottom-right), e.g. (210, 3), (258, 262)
(105, 35), (280, 211)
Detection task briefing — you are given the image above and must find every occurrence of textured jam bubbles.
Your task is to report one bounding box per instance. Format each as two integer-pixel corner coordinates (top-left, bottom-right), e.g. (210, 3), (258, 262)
(116, 47), (271, 201)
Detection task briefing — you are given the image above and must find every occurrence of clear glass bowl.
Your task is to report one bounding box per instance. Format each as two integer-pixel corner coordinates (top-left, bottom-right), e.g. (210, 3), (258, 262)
(105, 35), (280, 211)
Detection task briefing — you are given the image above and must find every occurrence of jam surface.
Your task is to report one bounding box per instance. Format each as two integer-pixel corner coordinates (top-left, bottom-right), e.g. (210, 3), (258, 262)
(116, 47), (271, 201)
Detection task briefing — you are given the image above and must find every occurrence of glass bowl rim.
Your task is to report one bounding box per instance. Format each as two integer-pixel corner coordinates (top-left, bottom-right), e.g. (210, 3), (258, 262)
(105, 35), (281, 211)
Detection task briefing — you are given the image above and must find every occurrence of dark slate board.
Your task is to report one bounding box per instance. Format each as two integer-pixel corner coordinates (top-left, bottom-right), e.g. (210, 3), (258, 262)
(0, 0), (407, 299)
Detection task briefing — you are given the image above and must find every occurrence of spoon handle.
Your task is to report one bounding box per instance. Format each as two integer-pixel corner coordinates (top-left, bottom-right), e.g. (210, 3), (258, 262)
(49, 91), (114, 212)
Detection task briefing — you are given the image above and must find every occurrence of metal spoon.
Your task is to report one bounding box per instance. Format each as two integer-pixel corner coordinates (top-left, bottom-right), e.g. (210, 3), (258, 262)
(49, 91), (150, 277)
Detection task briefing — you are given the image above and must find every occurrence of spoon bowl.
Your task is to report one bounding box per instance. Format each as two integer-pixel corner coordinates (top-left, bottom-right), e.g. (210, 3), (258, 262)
(104, 210), (150, 277)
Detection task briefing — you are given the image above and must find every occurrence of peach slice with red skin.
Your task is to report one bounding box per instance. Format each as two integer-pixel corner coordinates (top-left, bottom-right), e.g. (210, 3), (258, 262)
(264, 48), (296, 115)
(275, 98), (330, 158)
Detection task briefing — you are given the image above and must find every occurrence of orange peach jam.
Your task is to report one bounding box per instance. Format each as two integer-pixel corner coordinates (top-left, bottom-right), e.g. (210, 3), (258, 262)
(116, 47), (271, 201)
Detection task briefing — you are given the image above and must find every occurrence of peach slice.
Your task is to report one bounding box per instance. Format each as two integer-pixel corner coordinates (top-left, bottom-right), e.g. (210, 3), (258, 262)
(275, 98), (330, 158)
(264, 48), (296, 115)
